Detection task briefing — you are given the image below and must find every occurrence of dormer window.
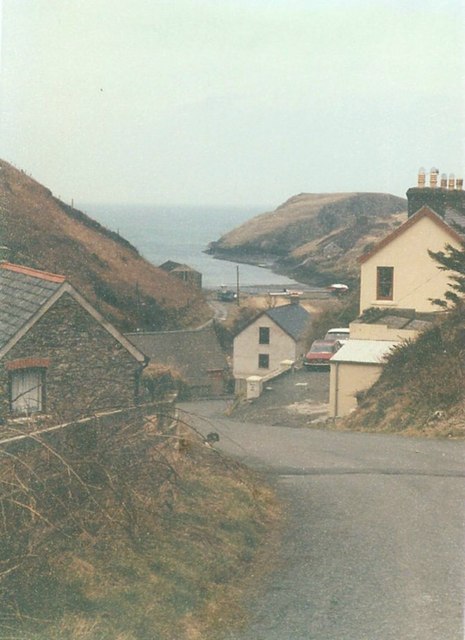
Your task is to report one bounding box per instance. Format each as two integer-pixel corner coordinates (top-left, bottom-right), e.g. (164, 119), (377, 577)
(377, 266), (394, 300)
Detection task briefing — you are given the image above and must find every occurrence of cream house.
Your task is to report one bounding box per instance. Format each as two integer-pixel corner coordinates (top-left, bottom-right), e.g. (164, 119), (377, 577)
(358, 206), (463, 316)
(233, 303), (311, 394)
(329, 204), (463, 418)
(329, 340), (398, 418)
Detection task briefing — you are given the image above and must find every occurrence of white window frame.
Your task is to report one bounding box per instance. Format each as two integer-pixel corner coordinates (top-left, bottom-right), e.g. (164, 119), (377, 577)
(10, 368), (45, 416)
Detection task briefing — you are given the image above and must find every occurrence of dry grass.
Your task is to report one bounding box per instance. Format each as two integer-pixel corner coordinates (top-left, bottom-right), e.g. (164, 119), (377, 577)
(212, 192), (407, 284)
(1, 414), (280, 639)
(339, 310), (465, 438)
(0, 159), (210, 330)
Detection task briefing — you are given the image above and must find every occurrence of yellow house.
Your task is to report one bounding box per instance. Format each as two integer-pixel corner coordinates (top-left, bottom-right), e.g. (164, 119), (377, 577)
(329, 205), (463, 418)
(358, 206), (463, 315)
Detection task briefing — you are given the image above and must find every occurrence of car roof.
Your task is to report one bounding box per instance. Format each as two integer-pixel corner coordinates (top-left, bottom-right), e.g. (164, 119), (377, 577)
(326, 327), (350, 333)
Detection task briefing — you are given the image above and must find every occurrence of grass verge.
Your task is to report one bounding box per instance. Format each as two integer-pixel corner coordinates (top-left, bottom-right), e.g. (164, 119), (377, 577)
(1, 418), (280, 639)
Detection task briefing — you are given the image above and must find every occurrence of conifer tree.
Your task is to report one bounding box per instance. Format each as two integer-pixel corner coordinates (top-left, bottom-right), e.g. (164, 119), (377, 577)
(428, 241), (465, 308)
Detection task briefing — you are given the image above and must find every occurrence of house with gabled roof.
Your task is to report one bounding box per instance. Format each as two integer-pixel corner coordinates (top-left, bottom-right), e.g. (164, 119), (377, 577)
(126, 323), (229, 398)
(329, 180), (464, 418)
(233, 302), (311, 393)
(0, 262), (146, 421)
(159, 260), (202, 290)
(358, 205), (464, 317)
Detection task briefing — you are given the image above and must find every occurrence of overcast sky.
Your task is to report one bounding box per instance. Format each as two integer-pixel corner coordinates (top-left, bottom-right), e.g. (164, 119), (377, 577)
(1, 0), (464, 207)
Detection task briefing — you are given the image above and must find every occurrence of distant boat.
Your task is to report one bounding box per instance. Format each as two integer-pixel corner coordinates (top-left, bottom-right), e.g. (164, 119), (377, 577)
(268, 288), (303, 297)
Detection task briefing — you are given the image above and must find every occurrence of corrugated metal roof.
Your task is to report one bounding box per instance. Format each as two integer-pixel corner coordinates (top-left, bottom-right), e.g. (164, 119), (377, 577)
(331, 339), (399, 364)
(265, 304), (311, 341)
(0, 265), (64, 349)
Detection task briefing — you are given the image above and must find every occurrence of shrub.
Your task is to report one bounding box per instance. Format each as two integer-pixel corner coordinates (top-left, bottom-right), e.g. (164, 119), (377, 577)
(141, 363), (187, 400)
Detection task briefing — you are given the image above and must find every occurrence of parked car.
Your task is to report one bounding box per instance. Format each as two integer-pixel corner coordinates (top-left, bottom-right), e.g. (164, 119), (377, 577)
(217, 288), (237, 302)
(304, 339), (341, 369)
(327, 283), (349, 296)
(324, 327), (350, 343)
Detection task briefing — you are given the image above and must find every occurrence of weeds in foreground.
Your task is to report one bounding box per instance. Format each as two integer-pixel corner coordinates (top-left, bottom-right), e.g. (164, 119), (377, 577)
(0, 410), (279, 639)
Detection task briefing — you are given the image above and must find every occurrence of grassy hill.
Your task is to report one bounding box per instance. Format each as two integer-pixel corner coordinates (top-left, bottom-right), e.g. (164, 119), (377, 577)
(342, 305), (465, 437)
(0, 160), (210, 330)
(209, 192), (407, 285)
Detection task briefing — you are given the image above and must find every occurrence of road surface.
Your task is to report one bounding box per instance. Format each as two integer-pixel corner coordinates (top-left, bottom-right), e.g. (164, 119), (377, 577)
(179, 401), (465, 640)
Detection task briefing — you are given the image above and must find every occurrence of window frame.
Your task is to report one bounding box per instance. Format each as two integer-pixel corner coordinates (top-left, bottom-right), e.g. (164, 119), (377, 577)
(9, 367), (46, 416)
(376, 266), (394, 300)
(258, 326), (270, 345)
(258, 353), (270, 369)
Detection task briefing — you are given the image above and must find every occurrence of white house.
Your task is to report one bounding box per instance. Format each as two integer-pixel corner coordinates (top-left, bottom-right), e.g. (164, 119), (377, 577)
(233, 302), (311, 394)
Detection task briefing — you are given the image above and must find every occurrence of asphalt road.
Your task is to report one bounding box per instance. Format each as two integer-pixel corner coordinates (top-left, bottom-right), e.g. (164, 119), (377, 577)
(179, 401), (465, 640)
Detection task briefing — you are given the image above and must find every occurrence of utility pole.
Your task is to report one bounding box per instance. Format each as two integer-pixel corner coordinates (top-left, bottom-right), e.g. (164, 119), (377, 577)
(236, 265), (240, 306)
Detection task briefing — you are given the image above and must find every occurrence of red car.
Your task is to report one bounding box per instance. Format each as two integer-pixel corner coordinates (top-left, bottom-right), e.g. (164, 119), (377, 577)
(304, 339), (340, 369)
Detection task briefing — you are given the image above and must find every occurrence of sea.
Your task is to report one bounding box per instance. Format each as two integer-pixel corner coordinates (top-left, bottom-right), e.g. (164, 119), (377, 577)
(83, 203), (303, 290)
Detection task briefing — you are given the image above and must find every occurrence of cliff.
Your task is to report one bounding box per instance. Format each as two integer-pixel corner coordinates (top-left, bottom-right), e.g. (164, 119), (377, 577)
(0, 160), (210, 330)
(209, 192), (407, 284)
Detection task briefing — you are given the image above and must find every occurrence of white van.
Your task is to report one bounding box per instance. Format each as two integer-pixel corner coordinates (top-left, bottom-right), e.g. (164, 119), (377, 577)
(324, 327), (350, 343)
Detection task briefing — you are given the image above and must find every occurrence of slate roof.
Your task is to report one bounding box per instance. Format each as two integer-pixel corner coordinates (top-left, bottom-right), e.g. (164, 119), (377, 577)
(264, 304), (311, 341)
(126, 324), (228, 389)
(159, 260), (201, 274)
(331, 339), (399, 364)
(444, 207), (465, 236)
(353, 308), (435, 332)
(0, 263), (65, 350)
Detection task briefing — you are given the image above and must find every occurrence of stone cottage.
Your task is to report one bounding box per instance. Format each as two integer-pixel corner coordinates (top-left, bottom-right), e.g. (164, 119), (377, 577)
(0, 262), (147, 421)
(126, 323), (229, 398)
(159, 260), (202, 290)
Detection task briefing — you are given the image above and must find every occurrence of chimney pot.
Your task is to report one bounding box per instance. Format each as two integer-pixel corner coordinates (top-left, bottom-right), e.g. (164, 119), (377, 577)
(417, 167), (426, 187)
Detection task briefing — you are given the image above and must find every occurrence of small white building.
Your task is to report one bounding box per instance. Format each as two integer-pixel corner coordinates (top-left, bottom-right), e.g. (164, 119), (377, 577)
(329, 340), (398, 418)
(233, 303), (311, 394)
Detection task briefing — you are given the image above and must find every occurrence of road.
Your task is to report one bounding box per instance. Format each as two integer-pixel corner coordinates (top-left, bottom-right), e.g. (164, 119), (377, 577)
(179, 401), (465, 640)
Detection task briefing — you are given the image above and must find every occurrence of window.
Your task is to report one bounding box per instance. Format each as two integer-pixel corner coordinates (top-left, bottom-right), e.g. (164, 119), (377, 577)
(258, 354), (269, 369)
(377, 266), (394, 300)
(259, 326), (270, 344)
(10, 368), (45, 415)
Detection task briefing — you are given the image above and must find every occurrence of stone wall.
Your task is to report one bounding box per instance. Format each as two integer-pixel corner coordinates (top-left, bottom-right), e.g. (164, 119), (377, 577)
(0, 293), (144, 420)
(406, 187), (465, 219)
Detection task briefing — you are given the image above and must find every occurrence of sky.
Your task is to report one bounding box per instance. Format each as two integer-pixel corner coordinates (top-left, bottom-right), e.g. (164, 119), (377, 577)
(0, 0), (464, 207)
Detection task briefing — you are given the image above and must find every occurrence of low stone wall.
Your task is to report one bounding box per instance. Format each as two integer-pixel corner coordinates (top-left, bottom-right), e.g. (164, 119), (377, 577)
(235, 360), (296, 400)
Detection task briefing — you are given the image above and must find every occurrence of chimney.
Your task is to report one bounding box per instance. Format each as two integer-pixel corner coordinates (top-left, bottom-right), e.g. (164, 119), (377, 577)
(406, 167), (465, 218)
(417, 167), (426, 187)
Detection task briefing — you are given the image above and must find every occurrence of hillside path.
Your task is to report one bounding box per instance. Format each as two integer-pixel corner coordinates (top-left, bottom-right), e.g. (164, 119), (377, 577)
(179, 400), (465, 640)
